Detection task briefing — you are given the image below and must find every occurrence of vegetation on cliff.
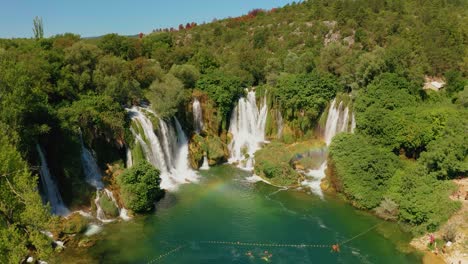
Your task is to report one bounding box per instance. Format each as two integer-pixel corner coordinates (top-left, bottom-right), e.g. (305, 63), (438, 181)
(117, 161), (164, 213)
(329, 73), (466, 233)
(0, 0), (466, 259)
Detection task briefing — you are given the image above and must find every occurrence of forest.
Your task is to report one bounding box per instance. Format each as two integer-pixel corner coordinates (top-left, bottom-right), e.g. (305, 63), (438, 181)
(0, 0), (467, 262)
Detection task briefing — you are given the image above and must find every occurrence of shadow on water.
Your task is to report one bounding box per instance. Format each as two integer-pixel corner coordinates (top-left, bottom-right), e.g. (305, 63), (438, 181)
(54, 165), (422, 264)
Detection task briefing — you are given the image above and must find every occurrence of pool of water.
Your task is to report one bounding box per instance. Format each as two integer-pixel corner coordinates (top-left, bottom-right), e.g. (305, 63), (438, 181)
(56, 165), (421, 263)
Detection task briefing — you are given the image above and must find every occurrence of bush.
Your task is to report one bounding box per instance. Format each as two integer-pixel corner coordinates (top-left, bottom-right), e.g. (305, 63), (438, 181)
(61, 214), (88, 234)
(196, 71), (244, 123)
(329, 134), (400, 209)
(374, 197), (399, 221)
(442, 224), (457, 242)
(117, 161), (164, 213)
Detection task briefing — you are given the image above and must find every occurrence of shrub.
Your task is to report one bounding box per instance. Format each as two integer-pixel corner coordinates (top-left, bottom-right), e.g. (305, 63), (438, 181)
(442, 224), (457, 242)
(374, 197), (399, 221)
(117, 161), (164, 213)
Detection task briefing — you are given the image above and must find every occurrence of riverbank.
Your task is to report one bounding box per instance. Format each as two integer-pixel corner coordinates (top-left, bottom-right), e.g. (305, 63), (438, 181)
(410, 178), (468, 264)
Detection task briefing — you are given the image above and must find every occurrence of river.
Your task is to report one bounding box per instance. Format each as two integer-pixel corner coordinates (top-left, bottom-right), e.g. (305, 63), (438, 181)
(56, 165), (421, 263)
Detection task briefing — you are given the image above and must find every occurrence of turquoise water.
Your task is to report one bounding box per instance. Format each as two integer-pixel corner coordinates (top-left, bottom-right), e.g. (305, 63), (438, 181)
(58, 165), (420, 263)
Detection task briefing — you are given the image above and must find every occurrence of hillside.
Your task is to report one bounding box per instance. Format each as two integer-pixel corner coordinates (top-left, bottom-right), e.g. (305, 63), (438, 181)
(0, 0), (467, 262)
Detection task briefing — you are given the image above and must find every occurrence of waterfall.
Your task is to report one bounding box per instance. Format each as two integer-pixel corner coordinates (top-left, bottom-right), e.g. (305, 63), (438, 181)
(351, 113), (356, 133)
(228, 90), (268, 170)
(94, 188), (131, 222)
(36, 144), (69, 216)
(276, 109), (284, 139)
(126, 147), (133, 168)
(193, 98), (204, 134)
(302, 98), (354, 198)
(200, 155), (210, 170)
(94, 190), (113, 223)
(127, 106), (198, 190)
(79, 133), (104, 189)
(323, 99), (352, 145)
(79, 133), (130, 221)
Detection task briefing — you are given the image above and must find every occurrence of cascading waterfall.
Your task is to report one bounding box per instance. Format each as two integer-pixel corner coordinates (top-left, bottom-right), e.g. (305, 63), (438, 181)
(94, 188), (131, 222)
(200, 156), (210, 170)
(126, 147), (133, 168)
(127, 106), (198, 190)
(80, 133), (130, 221)
(79, 133), (104, 189)
(323, 99), (351, 145)
(36, 144), (69, 216)
(302, 98), (354, 197)
(193, 98), (204, 134)
(193, 98), (210, 170)
(228, 90), (268, 170)
(94, 190), (114, 223)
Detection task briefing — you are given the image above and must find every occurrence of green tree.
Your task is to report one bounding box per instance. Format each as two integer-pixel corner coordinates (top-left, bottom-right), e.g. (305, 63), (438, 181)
(58, 95), (126, 144)
(98, 33), (139, 60)
(169, 64), (200, 88)
(0, 131), (52, 262)
(147, 74), (187, 118)
(117, 161), (163, 213)
(33, 16), (44, 39)
(93, 55), (142, 104)
(196, 71), (244, 124)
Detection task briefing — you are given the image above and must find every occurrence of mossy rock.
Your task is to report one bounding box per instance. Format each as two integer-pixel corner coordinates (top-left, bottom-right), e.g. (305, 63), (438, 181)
(78, 238), (96, 248)
(254, 140), (323, 186)
(280, 124), (296, 144)
(131, 140), (146, 165)
(189, 134), (205, 168)
(206, 135), (228, 165)
(99, 194), (119, 218)
(61, 214), (89, 235)
(254, 141), (300, 186)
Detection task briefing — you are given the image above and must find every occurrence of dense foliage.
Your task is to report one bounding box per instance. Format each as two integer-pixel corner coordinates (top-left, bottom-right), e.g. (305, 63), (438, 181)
(0, 0), (466, 259)
(329, 74), (466, 233)
(117, 161), (164, 213)
(0, 132), (52, 263)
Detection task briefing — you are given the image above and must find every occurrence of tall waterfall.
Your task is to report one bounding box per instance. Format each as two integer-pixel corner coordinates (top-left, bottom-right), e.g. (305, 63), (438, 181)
(193, 98), (204, 134)
(36, 144), (69, 216)
(228, 90), (268, 170)
(302, 98), (354, 198)
(127, 106), (198, 190)
(323, 98), (351, 145)
(79, 133), (104, 189)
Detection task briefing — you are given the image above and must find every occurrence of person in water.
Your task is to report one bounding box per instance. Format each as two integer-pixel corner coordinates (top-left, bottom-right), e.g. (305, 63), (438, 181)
(245, 251), (254, 258)
(331, 244), (340, 253)
(261, 251), (272, 262)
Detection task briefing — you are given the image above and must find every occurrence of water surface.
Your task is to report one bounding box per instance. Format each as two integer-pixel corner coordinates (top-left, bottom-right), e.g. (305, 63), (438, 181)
(57, 165), (420, 263)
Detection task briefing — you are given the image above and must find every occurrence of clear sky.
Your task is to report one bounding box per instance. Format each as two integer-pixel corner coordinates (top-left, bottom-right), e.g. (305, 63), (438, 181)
(0, 0), (295, 38)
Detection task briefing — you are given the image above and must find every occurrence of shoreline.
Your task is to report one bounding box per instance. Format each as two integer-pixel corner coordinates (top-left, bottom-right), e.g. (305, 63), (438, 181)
(410, 178), (468, 264)
(254, 167), (467, 264)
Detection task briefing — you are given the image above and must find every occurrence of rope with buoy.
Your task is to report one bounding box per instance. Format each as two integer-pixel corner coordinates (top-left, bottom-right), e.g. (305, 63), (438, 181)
(147, 245), (185, 264)
(146, 222), (384, 262)
(340, 222), (383, 245)
(199, 240), (330, 248)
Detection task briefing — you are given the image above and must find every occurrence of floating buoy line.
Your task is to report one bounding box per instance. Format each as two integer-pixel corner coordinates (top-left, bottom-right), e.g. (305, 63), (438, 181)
(146, 222), (383, 263)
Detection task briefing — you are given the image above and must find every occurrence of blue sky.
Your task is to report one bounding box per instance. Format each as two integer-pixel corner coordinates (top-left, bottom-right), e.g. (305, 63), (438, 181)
(0, 0), (295, 38)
